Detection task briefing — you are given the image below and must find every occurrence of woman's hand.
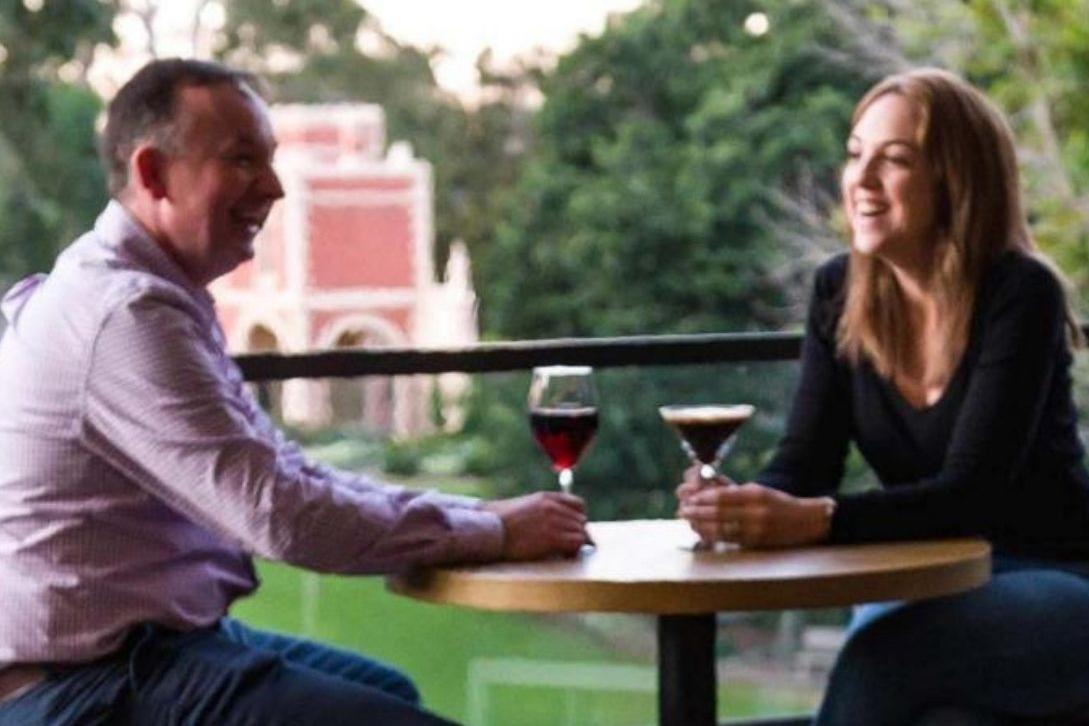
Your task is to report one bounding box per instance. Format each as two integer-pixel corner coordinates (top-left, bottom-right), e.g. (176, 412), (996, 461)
(676, 471), (834, 548)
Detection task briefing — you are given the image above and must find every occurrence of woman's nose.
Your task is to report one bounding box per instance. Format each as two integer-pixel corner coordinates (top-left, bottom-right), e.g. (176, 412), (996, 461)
(855, 155), (881, 189)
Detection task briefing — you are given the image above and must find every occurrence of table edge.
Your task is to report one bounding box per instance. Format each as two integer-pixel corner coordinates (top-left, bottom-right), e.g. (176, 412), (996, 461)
(387, 537), (992, 614)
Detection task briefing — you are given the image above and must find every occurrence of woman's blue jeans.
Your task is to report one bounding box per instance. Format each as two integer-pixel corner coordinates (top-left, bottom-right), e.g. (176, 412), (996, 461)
(0, 618), (456, 725)
(815, 556), (1089, 725)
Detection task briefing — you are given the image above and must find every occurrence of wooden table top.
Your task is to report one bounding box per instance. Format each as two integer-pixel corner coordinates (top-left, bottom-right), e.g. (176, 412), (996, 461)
(387, 519), (991, 615)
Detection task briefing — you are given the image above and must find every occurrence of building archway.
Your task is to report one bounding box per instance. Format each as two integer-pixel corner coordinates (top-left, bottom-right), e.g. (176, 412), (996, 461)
(329, 328), (395, 432)
(245, 323), (284, 419)
(319, 315), (410, 434)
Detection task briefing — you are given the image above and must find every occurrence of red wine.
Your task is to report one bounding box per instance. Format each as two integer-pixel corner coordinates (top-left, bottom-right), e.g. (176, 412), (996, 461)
(659, 405), (754, 464)
(529, 407), (599, 471)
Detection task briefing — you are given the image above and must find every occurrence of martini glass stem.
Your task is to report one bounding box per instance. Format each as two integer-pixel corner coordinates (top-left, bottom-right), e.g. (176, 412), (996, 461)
(558, 468), (573, 495)
(698, 434), (741, 486)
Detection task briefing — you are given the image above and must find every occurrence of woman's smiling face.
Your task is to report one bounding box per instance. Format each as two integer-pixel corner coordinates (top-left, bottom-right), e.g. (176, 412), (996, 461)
(842, 92), (939, 271)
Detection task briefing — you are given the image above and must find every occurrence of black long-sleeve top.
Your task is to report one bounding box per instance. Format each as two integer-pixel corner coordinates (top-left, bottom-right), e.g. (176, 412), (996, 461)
(758, 252), (1089, 559)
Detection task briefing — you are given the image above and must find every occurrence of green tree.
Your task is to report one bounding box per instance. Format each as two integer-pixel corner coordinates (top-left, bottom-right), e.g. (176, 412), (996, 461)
(483, 0), (876, 338)
(0, 0), (117, 286)
(469, 0), (879, 515)
(959, 0), (1089, 298)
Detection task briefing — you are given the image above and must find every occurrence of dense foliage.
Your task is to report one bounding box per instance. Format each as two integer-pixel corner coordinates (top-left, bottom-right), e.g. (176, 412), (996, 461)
(0, 0), (116, 288)
(961, 0), (1089, 295)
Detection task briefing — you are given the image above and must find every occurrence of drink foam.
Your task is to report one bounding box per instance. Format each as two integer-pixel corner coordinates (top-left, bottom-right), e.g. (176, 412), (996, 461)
(658, 404), (755, 425)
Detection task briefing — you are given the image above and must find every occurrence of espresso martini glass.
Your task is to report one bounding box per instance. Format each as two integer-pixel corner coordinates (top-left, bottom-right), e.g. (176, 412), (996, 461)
(658, 404), (755, 486)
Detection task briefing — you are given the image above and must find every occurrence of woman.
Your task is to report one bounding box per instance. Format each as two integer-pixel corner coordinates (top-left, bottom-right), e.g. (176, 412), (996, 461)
(678, 68), (1089, 724)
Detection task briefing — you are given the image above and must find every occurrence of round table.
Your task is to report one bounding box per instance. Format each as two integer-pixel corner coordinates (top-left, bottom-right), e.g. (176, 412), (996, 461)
(388, 519), (991, 726)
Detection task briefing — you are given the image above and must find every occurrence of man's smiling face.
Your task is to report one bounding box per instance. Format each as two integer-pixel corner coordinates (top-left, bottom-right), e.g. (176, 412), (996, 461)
(158, 82), (284, 286)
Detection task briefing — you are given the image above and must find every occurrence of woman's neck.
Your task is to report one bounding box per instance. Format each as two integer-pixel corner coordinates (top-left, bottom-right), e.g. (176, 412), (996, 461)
(886, 252), (950, 394)
(884, 250), (940, 320)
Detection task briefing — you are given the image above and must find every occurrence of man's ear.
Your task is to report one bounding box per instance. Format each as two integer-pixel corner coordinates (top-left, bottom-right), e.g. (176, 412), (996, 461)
(131, 145), (169, 200)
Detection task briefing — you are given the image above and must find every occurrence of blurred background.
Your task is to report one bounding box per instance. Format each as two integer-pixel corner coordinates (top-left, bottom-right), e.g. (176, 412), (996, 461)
(4, 0), (1089, 722)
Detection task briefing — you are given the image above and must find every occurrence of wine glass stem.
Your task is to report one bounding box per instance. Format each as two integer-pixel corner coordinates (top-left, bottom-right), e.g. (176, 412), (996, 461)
(699, 464), (717, 485)
(558, 468), (573, 495)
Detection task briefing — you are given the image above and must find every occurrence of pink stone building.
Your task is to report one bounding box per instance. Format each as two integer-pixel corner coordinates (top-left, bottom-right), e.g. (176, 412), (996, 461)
(210, 104), (477, 436)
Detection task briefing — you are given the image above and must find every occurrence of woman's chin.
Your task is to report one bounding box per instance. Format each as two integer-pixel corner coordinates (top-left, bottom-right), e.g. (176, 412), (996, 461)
(850, 235), (885, 257)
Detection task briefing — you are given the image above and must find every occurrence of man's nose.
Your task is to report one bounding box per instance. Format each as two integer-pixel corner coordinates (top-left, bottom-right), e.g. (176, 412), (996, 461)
(257, 163), (285, 201)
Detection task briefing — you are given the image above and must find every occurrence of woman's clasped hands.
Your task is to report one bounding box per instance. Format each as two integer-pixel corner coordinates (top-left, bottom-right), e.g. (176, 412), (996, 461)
(676, 466), (835, 549)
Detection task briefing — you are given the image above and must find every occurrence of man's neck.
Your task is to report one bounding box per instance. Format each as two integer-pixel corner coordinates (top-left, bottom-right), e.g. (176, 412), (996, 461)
(116, 196), (206, 289)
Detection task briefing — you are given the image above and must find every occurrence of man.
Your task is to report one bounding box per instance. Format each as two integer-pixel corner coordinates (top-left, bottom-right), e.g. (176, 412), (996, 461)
(0, 58), (589, 725)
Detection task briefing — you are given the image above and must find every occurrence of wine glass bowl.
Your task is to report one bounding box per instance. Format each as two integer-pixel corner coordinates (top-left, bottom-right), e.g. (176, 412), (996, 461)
(528, 366), (598, 494)
(659, 404), (755, 483)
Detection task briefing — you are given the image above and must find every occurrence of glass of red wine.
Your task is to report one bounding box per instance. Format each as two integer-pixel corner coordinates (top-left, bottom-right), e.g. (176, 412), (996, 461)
(658, 404), (755, 486)
(528, 366), (598, 495)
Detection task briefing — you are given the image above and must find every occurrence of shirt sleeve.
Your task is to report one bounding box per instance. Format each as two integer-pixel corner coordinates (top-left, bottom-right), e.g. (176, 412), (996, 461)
(829, 258), (1070, 543)
(243, 383), (483, 510)
(756, 258), (851, 497)
(80, 289), (504, 574)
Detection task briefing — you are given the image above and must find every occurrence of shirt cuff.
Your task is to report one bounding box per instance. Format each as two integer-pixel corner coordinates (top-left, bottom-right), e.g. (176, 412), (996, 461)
(427, 491), (484, 509)
(444, 507), (505, 563)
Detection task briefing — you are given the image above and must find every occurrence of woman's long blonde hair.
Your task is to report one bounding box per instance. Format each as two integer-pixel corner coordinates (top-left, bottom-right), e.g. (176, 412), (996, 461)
(836, 68), (1080, 381)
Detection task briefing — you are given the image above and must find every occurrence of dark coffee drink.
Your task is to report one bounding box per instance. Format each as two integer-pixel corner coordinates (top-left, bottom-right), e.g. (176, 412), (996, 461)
(659, 405), (755, 464)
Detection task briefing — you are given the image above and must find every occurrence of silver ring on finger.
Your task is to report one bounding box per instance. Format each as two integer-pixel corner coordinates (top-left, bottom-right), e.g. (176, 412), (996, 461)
(719, 520), (740, 539)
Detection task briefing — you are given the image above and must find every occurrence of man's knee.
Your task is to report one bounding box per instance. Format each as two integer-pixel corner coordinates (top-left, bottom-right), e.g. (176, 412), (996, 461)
(395, 674), (421, 706)
(377, 668), (420, 706)
(217, 619), (422, 706)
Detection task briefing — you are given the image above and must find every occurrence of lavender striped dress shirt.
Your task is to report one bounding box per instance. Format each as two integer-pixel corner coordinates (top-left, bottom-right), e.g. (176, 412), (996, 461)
(0, 201), (503, 668)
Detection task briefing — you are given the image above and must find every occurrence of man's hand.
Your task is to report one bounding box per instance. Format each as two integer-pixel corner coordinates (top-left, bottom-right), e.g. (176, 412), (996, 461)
(483, 492), (590, 560)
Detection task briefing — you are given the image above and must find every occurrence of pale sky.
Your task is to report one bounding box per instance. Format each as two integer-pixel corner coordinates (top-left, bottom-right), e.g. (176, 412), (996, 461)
(88, 0), (647, 102)
(362, 0), (645, 99)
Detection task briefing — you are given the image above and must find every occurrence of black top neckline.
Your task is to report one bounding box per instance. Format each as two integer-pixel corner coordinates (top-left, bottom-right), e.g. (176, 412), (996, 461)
(883, 355), (970, 416)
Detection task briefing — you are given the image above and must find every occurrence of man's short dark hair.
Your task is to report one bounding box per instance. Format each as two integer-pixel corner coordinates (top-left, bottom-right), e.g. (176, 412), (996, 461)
(100, 58), (261, 198)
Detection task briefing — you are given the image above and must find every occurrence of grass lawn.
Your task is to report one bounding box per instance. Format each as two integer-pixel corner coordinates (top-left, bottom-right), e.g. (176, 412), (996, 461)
(231, 561), (819, 725)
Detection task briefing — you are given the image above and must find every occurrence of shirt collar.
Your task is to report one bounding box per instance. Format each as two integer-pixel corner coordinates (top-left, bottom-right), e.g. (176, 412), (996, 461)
(94, 200), (217, 315)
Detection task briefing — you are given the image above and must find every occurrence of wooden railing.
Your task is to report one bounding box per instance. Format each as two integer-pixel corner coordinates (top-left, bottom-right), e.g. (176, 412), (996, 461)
(234, 323), (1089, 382)
(235, 331), (804, 381)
